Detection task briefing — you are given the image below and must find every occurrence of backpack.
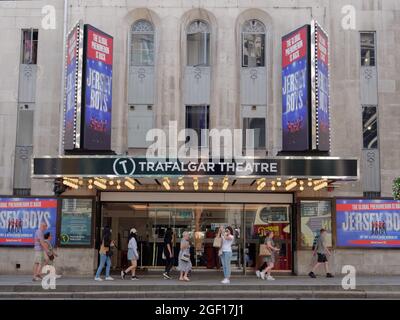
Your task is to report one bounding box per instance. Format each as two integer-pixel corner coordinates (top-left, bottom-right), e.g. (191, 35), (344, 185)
(311, 234), (319, 251)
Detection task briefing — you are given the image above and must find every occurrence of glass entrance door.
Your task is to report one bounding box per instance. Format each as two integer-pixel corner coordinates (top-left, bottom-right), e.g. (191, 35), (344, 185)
(101, 202), (244, 271)
(148, 203), (243, 270)
(245, 204), (292, 271)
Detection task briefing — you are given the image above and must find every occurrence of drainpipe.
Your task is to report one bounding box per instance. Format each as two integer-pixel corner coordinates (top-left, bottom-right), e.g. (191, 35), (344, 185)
(58, 0), (69, 155)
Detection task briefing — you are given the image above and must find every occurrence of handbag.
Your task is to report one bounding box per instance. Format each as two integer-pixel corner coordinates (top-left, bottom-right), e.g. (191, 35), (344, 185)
(180, 253), (190, 262)
(259, 244), (272, 256)
(213, 237), (222, 248)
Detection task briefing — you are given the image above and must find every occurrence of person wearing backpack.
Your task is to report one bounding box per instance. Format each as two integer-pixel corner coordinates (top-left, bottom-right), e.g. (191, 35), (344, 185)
(309, 228), (334, 278)
(94, 226), (115, 281)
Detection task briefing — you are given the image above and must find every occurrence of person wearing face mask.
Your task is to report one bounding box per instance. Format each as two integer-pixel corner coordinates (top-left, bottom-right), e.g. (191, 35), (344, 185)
(308, 228), (334, 278)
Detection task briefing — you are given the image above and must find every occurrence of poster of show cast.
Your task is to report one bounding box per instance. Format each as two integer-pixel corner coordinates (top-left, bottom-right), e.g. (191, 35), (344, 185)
(336, 199), (400, 248)
(0, 198), (57, 246)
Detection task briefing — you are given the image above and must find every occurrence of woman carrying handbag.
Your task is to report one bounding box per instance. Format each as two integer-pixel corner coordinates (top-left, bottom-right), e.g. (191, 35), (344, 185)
(178, 231), (192, 281)
(257, 231), (279, 281)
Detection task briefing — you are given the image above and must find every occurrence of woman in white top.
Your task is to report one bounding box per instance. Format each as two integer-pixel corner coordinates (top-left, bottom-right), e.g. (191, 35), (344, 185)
(121, 228), (139, 280)
(217, 226), (234, 284)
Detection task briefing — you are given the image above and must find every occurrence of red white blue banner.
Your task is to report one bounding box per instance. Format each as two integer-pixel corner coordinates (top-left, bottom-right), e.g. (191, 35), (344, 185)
(336, 199), (400, 248)
(281, 25), (310, 151)
(0, 198), (58, 246)
(82, 25), (113, 150)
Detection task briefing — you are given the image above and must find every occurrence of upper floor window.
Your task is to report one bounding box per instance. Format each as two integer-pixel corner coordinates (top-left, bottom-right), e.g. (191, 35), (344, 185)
(242, 20), (265, 67)
(360, 32), (375, 66)
(185, 105), (209, 147)
(21, 29), (38, 64)
(187, 20), (210, 66)
(130, 20), (154, 66)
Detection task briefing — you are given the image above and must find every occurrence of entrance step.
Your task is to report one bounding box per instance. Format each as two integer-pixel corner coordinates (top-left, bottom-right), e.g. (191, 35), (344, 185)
(1, 275), (400, 299)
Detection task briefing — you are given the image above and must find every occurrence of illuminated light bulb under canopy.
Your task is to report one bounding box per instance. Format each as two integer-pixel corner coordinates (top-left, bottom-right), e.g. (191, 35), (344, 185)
(93, 180), (107, 190)
(124, 180), (136, 190)
(162, 179), (171, 191)
(63, 180), (79, 189)
(257, 181), (266, 191)
(285, 181), (297, 191)
(314, 181), (328, 191)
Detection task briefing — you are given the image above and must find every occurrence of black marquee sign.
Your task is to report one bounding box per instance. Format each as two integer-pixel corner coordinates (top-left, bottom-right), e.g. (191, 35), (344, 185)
(33, 156), (359, 180)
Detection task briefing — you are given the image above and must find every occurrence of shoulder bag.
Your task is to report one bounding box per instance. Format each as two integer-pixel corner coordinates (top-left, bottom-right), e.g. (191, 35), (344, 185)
(213, 236), (222, 248)
(259, 244), (272, 256)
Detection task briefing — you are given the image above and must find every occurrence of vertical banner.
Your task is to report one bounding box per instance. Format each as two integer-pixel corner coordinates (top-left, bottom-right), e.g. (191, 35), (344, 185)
(64, 21), (83, 151)
(82, 25), (113, 150)
(311, 21), (330, 151)
(336, 199), (400, 248)
(281, 25), (310, 151)
(0, 198), (58, 246)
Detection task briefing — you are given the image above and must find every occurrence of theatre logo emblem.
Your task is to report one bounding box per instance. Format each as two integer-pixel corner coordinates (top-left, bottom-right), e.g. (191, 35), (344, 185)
(113, 158), (136, 176)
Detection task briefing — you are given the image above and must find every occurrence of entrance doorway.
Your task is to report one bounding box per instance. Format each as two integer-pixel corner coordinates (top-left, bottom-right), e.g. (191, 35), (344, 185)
(101, 202), (243, 271)
(100, 200), (293, 273)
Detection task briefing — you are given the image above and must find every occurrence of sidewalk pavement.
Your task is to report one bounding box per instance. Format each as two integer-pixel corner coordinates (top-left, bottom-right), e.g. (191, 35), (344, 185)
(1, 274), (400, 299)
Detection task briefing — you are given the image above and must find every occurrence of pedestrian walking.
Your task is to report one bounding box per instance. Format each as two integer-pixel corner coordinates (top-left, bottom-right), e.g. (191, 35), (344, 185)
(218, 226), (234, 284)
(162, 228), (174, 279)
(43, 232), (61, 278)
(121, 228), (139, 280)
(94, 226), (115, 281)
(178, 231), (192, 281)
(32, 222), (48, 281)
(308, 228), (334, 278)
(256, 231), (280, 280)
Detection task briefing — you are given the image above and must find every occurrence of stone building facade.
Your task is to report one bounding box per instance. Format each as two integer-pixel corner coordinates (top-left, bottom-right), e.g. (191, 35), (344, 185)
(0, 0), (399, 276)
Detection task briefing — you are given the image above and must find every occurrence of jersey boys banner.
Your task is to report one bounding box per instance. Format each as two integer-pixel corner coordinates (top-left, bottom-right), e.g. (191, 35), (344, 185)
(336, 199), (400, 248)
(314, 22), (330, 151)
(281, 25), (310, 151)
(64, 22), (83, 150)
(0, 198), (57, 246)
(82, 25), (113, 150)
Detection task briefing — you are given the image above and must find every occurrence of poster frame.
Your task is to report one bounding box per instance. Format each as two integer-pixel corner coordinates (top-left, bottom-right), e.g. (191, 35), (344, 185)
(0, 196), (58, 248)
(56, 196), (96, 248)
(334, 197), (400, 250)
(296, 197), (334, 250)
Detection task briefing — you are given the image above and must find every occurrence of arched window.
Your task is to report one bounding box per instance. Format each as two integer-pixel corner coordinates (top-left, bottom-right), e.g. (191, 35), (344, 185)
(242, 19), (266, 67)
(187, 20), (210, 66)
(130, 20), (154, 66)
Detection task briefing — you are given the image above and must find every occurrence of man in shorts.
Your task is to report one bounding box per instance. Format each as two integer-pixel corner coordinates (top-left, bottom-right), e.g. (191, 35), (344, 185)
(308, 229), (334, 278)
(32, 222), (48, 281)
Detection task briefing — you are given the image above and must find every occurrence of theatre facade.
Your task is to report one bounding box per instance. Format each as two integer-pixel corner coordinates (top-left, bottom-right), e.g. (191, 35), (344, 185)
(0, 0), (400, 276)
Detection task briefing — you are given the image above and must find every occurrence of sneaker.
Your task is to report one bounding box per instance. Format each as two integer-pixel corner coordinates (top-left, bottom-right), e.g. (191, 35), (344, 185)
(256, 270), (261, 278)
(267, 275), (275, 281)
(326, 273), (334, 278)
(121, 270), (126, 280)
(163, 272), (172, 279)
(55, 274), (62, 279)
(32, 276), (41, 281)
(260, 271), (266, 280)
(308, 272), (316, 278)
(131, 276), (139, 280)
(221, 278), (230, 284)
(94, 277), (103, 281)
(105, 276), (114, 281)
